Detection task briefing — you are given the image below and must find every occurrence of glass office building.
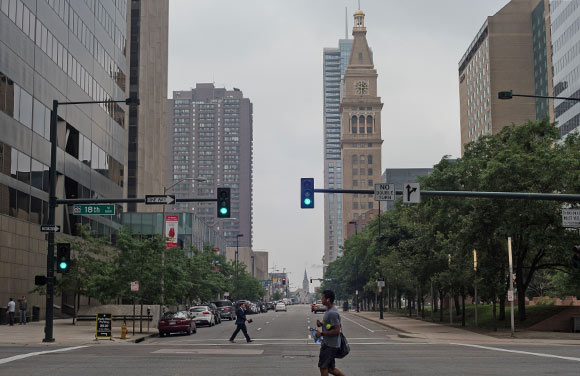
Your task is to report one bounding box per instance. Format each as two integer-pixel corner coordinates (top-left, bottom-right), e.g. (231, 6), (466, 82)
(323, 39), (352, 267)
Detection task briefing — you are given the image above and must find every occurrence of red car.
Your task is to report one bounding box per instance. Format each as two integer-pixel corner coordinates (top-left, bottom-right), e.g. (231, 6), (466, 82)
(158, 311), (196, 337)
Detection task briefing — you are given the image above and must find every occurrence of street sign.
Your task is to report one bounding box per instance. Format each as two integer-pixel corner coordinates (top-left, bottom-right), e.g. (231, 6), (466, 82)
(73, 204), (115, 215)
(356, 290), (359, 295)
(507, 290), (514, 302)
(131, 281), (139, 292)
(403, 183), (420, 203)
(96, 313), (112, 338)
(224, 292), (230, 297)
(562, 209), (580, 227)
(377, 280), (385, 288)
(374, 183), (395, 201)
(40, 225), (61, 233)
(145, 195), (176, 205)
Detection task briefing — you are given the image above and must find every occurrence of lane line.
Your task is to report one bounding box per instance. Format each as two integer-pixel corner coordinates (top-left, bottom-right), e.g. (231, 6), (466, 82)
(0, 346), (89, 365)
(452, 343), (580, 363)
(341, 314), (375, 333)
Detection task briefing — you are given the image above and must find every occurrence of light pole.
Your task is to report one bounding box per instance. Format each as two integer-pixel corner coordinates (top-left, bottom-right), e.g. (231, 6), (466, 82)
(349, 221), (359, 312)
(44, 97), (139, 343)
(160, 177), (205, 314)
(498, 90), (580, 102)
(235, 234), (244, 299)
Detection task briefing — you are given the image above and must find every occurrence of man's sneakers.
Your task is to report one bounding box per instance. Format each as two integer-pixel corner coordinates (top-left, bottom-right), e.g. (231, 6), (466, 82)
(247, 339), (254, 343)
(229, 339), (235, 343)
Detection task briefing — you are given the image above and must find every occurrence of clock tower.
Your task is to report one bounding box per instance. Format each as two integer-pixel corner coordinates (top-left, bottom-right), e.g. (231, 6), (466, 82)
(340, 9), (383, 240)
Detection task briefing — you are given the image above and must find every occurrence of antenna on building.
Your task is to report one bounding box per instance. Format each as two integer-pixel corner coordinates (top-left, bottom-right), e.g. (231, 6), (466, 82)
(345, 7), (348, 39)
(358, 0), (361, 10)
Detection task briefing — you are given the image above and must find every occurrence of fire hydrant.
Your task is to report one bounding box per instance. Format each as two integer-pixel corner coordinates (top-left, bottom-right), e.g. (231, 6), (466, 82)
(121, 323), (127, 339)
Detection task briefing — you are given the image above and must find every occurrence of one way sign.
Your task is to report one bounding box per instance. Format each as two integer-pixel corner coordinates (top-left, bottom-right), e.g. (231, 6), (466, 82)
(145, 195), (176, 205)
(403, 183), (420, 204)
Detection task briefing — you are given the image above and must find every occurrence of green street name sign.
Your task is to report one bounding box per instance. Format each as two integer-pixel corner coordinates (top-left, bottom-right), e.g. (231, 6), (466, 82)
(73, 204), (115, 215)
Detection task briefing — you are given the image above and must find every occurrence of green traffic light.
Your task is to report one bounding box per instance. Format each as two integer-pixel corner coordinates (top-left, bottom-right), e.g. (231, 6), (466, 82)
(220, 207), (228, 215)
(59, 261), (68, 270)
(304, 198), (312, 206)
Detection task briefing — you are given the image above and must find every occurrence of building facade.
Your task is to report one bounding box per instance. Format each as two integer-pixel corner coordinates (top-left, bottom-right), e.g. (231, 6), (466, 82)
(0, 0), (168, 320)
(340, 9), (383, 241)
(550, 0), (580, 137)
(458, 0), (553, 154)
(167, 84), (253, 248)
(323, 39), (352, 267)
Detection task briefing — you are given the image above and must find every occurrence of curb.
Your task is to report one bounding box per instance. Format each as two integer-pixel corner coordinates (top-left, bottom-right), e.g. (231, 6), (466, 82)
(133, 333), (157, 343)
(345, 312), (412, 334)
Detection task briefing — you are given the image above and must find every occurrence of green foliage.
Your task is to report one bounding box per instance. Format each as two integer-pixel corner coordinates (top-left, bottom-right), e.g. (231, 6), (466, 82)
(324, 119), (580, 322)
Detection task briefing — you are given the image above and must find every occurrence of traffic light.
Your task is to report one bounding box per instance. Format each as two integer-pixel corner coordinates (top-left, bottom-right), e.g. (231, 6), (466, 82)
(217, 187), (231, 218)
(282, 277), (286, 285)
(301, 178), (314, 209)
(56, 243), (71, 273)
(573, 246), (580, 269)
(310, 277), (312, 283)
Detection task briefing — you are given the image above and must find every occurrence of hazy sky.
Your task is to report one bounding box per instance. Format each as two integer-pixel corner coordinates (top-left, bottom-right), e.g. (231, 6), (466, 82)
(167, 0), (509, 292)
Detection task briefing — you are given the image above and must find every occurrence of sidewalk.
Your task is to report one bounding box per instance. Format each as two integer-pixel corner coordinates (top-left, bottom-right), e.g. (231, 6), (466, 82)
(0, 319), (153, 347)
(347, 310), (580, 346)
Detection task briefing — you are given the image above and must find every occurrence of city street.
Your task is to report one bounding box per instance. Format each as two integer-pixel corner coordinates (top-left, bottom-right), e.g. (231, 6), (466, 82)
(1, 304), (579, 375)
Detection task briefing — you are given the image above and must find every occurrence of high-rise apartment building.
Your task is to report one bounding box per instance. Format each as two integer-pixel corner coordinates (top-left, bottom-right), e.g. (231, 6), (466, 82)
(126, 0), (169, 212)
(167, 84), (253, 248)
(340, 9), (383, 241)
(323, 39), (352, 266)
(550, 0), (580, 137)
(0, 0), (167, 318)
(458, 0), (553, 154)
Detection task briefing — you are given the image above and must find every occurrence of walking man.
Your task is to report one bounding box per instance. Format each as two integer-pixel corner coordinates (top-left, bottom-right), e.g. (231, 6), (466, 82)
(18, 296), (27, 325)
(314, 290), (345, 376)
(6, 298), (15, 326)
(229, 302), (253, 343)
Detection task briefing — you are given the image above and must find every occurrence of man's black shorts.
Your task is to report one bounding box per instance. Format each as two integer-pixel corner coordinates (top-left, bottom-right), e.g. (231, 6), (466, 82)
(318, 343), (339, 369)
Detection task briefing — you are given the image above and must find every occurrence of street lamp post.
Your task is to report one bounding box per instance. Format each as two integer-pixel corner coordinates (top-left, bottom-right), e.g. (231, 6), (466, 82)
(44, 97), (138, 343)
(235, 234), (244, 299)
(349, 221), (359, 313)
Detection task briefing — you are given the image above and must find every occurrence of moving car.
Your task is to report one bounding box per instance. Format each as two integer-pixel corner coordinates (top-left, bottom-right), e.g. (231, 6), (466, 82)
(158, 311), (196, 337)
(312, 300), (327, 314)
(275, 302), (286, 312)
(212, 300), (236, 321)
(189, 305), (215, 326)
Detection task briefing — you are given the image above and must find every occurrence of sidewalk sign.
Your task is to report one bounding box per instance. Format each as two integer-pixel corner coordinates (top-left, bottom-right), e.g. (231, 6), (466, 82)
(96, 313), (112, 340)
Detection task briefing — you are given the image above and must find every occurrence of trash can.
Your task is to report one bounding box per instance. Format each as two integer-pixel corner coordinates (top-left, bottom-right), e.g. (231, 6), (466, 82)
(32, 306), (40, 322)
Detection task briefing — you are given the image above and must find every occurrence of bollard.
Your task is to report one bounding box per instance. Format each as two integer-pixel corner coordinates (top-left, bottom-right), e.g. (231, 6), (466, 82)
(121, 322), (127, 339)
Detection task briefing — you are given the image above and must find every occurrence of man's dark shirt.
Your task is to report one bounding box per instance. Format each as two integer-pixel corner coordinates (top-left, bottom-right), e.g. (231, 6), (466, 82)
(235, 306), (246, 325)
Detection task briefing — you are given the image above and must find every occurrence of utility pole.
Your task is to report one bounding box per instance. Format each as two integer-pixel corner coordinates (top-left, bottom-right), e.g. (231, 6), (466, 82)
(508, 237), (515, 337)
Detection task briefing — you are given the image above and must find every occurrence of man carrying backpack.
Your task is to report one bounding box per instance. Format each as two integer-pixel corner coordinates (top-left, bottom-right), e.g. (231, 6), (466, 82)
(314, 290), (346, 376)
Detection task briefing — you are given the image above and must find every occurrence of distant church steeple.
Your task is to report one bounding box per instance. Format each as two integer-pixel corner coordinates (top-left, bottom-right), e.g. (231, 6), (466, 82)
(303, 269), (309, 292)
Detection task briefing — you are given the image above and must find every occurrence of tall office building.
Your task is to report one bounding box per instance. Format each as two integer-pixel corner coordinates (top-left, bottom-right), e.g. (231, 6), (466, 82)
(323, 38), (352, 267)
(126, 0), (168, 212)
(0, 0), (168, 318)
(167, 84), (253, 248)
(458, 0), (553, 155)
(550, 0), (580, 137)
(340, 9), (383, 241)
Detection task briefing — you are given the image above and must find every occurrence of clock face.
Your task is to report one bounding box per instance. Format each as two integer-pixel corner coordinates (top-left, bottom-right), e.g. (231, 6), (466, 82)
(355, 80), (369, 95)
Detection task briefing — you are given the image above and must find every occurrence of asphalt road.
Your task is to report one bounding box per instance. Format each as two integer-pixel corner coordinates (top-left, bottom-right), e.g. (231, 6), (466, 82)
(1, 304), (580, 375)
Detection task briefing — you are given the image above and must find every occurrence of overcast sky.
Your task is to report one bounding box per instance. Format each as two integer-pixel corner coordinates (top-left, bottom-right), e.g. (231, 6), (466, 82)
(167, 0), (509, 292)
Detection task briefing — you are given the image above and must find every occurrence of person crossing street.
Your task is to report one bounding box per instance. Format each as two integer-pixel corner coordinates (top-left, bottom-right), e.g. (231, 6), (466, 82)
(314, 290), (346, 376)
(229, 302), (253, 343)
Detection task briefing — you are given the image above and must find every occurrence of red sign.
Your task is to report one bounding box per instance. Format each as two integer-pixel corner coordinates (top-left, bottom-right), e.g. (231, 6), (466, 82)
(130, 281), (139, 292)
(165, 215), (178, 248)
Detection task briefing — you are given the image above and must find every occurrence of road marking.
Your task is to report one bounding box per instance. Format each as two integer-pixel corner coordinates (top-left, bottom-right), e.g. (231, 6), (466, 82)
(152, 349), (264, 355)
(0, 345), (89, 365)
(452, 343), (580, 362)
(341, 314), (375, 333)
(257, 328), (262, 331)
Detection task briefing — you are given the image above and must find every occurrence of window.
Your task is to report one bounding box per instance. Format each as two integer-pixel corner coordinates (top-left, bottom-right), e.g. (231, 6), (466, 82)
(352, 180), (358, 186)
(360, 156), (365, 163)
(367, 155), (373, 164)
(352, 168), (358, 175)
(353, 202), (358, 209)
(368, 168), (373, 175)
(368, 179), (373, 186)
(352, 155), (358, 164)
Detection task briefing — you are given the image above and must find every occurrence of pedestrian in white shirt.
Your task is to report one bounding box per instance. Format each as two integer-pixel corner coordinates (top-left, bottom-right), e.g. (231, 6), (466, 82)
(6, 298), (15, 326)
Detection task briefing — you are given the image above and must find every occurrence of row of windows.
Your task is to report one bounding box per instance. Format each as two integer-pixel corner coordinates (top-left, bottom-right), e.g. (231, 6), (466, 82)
(352, 201), (374, 210)
(82, 0), (126, 53)
(352, 180), (374, 187)
(0, 183), (48, 224)
(0, 143), (49, 193)
(553, 12), (580, 53)
(352, 155), (373, 164)
(352, 168), (373, 176)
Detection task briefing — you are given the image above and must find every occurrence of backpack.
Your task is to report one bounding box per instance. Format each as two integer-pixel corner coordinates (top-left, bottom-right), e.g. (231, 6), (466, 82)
(335, 332), (350, 359)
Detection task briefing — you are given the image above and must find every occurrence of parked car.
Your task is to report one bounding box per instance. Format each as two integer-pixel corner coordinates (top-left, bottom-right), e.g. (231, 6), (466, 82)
(275, 302), (287, 312)
(266, 302), (275, 310)
(204, 302), (221, 324)
(212, 300), (236, 321)
(158, 311), (196, 337)
(312, 300), (327, 314)
(189, 305), (215, 326)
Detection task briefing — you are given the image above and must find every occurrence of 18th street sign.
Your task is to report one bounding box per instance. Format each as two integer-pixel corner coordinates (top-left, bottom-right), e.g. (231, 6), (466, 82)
(374, 183), (395, 201)
(73, 204), (115, 215)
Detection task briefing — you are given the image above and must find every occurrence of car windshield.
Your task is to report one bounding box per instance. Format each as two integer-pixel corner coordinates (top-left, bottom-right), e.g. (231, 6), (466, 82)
(163, 312), (187, 319)
(191, 306), (209, 312)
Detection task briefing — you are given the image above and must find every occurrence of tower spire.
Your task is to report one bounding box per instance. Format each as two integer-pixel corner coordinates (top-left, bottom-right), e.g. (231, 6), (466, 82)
(345, 7), (348, 39)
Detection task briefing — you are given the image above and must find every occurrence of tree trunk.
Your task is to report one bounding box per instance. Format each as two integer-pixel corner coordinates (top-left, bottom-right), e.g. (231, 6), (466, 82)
(454, 294), (461, 316)
(439, 290), (444, 322)
(408, 296), (412, 316)
(461, 289), (466, 327)
(516, 271), (527, 322)
(434, 293), (438, 312)
(499, 293), (506, 321)
(492, 294), (497, 332)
